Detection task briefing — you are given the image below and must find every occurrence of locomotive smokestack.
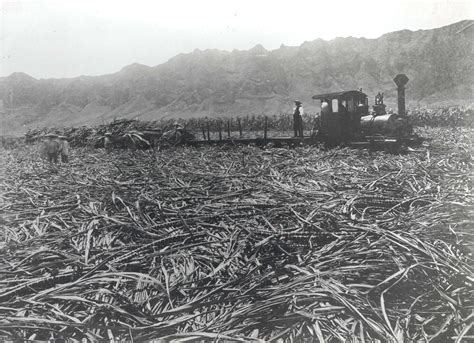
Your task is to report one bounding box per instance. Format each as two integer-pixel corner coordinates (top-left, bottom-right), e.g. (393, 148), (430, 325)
(393, 74), (409, 116)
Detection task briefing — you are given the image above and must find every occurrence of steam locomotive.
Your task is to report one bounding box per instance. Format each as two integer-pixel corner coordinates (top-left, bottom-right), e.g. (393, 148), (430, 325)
(311, 74), (421, 149)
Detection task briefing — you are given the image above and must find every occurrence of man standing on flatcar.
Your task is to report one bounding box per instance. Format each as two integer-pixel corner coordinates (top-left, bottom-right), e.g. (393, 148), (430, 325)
(293, 100), (304, 137)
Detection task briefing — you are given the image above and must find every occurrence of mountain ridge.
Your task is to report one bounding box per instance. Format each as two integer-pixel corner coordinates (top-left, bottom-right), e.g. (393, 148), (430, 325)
(0, 20), (472, 134)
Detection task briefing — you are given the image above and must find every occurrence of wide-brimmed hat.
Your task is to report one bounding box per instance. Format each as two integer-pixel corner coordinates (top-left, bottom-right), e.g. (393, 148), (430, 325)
(294, 100), (302, 105)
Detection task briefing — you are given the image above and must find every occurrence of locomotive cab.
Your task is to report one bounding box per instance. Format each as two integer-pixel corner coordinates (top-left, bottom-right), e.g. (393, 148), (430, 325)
(312, 90), (369, 145)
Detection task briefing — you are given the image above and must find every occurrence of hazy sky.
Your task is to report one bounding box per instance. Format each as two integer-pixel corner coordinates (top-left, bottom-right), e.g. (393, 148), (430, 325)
(1, 0), (472, 79)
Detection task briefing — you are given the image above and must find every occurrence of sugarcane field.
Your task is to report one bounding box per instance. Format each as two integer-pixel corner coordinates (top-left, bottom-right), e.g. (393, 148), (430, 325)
(1, 7), (473, 343)
(0, 113), (473, 341)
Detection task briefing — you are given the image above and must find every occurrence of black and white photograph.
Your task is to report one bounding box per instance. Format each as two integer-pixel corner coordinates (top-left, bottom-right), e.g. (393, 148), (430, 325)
(0, 0), (472, 341)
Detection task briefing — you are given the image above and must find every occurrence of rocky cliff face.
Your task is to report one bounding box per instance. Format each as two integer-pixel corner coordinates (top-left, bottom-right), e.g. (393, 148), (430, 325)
(1, 20), (472, 134)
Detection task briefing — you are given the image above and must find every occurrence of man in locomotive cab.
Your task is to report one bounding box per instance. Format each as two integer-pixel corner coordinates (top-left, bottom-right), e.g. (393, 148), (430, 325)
(346, 97), (355, 113)
(339, 99), (347, 113)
